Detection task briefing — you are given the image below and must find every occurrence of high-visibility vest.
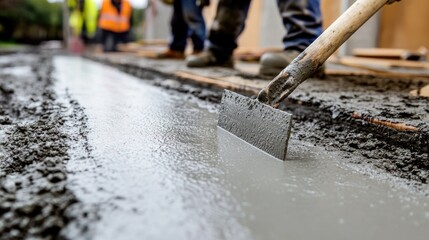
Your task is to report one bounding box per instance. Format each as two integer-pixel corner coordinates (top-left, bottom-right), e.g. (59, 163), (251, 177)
(84, 0), (98, 37)
(98, 0), (132, 33)
(69, 0), (98, 37)
(69, 10), (83, 36)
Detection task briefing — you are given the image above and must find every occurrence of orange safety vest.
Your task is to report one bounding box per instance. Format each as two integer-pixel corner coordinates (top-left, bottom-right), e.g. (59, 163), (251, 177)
(98, 0), (132, 33)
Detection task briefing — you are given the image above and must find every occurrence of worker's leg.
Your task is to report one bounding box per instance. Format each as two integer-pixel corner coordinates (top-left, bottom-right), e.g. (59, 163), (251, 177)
(169, 0), (189, 52)
(156, 0), (188, 59)
(102, 30), (116, 52)
(116, 31), (130, 45)
(278, 0), (322, 51)
(187, 0), (251, 67)
(259, 0), (323, 76)
(208, 0), (251, 60)
(181, 0), (206, 52)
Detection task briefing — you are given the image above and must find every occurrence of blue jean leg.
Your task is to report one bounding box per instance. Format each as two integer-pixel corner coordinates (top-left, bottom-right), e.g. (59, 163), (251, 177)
(182, 0), (206, 51)
(277, 0), (322, 51)
(169, 0), (206, 52)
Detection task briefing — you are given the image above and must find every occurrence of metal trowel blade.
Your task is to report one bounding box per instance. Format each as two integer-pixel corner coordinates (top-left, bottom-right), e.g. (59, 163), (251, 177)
(217, 90), (293, 160)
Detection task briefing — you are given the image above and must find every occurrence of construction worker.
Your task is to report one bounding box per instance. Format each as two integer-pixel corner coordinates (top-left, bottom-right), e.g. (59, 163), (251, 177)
(68, 0), (98, 42)
(98, 0), (133, 52)
(186, 0), (323, 77)
(155, 0), (208, 59)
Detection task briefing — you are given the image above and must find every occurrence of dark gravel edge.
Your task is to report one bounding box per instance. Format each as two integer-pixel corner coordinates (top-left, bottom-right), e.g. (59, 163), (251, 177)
(0, 54), (94, 240)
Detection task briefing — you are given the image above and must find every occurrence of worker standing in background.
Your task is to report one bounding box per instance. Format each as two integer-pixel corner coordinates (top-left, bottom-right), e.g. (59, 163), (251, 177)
(98, 0), (133, 52)
(187, 0), (323, 77)
(155, 0), (208, 59)
(68, 0), (98, 52)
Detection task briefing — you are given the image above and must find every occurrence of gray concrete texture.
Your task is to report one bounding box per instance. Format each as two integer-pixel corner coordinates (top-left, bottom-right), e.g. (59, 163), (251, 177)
(54, 57), (429, 240)
(87, 52), (429, 196)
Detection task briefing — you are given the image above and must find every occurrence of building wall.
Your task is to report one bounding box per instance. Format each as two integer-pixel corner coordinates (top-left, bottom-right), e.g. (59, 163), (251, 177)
(379, 0), (429, 50)
(259, 0), (284, 49)
(237, 0), (262, 49)
(144, 2), (171, 40)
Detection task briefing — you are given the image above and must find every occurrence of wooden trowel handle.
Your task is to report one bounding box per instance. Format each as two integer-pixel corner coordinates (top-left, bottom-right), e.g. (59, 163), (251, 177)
(258, 0), (400, 107)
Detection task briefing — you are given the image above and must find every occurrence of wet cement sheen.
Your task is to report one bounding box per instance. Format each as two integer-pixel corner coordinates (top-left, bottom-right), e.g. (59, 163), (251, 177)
(54, 57), (429, 240)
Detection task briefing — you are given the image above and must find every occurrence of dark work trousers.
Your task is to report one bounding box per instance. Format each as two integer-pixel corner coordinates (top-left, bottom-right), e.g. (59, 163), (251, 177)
(169, 0), (206, 52)
(208, 0), (323, 60)
(101, 29), (129, 52)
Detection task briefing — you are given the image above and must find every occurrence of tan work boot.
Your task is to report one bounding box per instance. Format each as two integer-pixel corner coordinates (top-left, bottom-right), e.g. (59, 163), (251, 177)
(155, 49), (185, 59)
(186, 50), (234, 68)
(259, 50), (325, 78)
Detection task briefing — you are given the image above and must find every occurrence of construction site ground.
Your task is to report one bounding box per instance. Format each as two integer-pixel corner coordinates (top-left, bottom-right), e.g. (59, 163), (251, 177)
(0, 51), (428, 239)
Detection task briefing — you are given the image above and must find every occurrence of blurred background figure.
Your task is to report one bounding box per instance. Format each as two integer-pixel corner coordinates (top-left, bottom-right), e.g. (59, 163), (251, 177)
(68, 0), (98, 53)
(155, 0), (208, 59)
(98, 0), (133, 52)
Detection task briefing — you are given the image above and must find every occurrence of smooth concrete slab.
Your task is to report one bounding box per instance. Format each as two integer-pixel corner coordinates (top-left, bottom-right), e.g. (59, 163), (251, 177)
(54, 56), (429, 240)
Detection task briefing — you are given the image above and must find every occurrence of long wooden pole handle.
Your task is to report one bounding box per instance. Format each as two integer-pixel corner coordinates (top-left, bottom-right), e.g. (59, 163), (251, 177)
(258, 0), (397, 107)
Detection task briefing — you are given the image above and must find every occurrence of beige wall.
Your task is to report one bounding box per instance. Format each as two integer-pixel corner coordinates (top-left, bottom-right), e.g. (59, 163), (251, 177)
(237, 0), (261, 49)
(379, 0), (429, 50)
(321, 0), (342, 29)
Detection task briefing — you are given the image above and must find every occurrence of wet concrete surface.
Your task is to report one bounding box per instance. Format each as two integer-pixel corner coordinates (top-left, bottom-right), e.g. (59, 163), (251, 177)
(88, 53), (429, 186)
(54, 56), (429, 239)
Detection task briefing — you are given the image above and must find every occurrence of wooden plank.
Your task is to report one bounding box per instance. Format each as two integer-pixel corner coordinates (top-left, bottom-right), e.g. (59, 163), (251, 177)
(352, 48), (427, 60)
(339, 57), (429, 70)
(328, 60), (429, 79)
(234, 47), (282, 62)
(325, 68), (429, 79)
(136, 51), (159, 58)
(410, 84), (429, 97)
(173, 71), (259, 94)
(117, 43), (145, 52)
(137, 39), (168, 46)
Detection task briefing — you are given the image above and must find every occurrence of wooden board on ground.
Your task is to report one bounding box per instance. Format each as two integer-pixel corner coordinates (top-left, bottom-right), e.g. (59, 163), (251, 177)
(325, 61), (429, 79)
(137, 39), (168, 46)
(234, 48), (283, 62)
(333, 57), (429, 79)
(410, 84), (429, 97)
(136, 50), (160, 58)
(352, 48), (427, 61)
(174, 71), (260, 94)
(340, 57), (429, 69)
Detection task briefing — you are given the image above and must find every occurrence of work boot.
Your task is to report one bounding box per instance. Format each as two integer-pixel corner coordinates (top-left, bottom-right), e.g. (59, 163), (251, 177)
(155, 49), (185, 59)
(186, 50), (234, 68)
(259, 50), (325, 78)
